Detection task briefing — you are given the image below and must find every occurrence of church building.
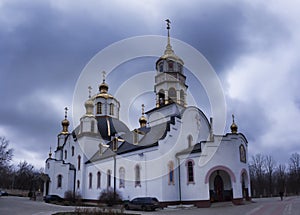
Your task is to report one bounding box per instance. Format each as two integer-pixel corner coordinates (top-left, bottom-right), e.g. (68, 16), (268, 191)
(44, 23), (251, 207)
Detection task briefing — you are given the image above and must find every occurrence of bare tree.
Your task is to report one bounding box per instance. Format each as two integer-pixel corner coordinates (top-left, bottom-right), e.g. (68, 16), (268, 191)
(264, 155), (276, 196)
(0, 136), (13, 167)
(0, 136), (14, 188)
(276, 164), (286, 194)
(250, 154), (266, 197)
(289, 153), (300, 194)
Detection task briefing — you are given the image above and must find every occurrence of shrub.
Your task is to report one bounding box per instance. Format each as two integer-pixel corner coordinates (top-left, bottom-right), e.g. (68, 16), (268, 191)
(64, 190), (82, 203)
(98, 188), (122, 206)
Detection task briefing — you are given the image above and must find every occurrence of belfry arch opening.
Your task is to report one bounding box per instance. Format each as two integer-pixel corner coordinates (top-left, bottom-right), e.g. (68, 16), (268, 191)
(168, 87), (176, 103)
(158, 90), (165, 106)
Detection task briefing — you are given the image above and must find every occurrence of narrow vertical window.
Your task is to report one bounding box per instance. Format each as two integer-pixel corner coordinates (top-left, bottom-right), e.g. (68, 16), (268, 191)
(110, 103), (114, 115)
(188, 135), (193, 148)
(57, 174), (62, 188)
(89, 173), (93, 189)
(64, 150), (67, 159)
(119, 167), (125, 188)
(78, 155), (81, 171)
(71, 146), (75, 156)
(107, 170), (111, 188)
(97, 102), (102, 114)
(168, 161), (175, 185)
(186, 160), (195, 184)
(135, 164), (141, 187)
(168, 61), (173, 71)
(97, 171), (101, 189)
(77, 180), (80, 189)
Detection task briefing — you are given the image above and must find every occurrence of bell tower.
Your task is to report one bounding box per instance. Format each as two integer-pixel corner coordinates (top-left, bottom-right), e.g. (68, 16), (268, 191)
(154, 19), (188, 108)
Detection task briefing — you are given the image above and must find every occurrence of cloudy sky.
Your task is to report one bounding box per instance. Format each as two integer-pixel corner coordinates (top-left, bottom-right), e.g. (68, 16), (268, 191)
(1, 0), (300, 169)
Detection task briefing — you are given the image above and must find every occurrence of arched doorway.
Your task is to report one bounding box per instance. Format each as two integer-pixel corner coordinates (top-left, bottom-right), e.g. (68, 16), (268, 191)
(214, 175), (224, 202)
(208, 170), (233, 202)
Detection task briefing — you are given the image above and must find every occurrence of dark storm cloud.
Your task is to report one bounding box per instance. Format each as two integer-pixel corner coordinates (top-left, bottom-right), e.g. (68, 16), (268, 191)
(171, 1), (290, 72)
(0, 0), (298, 168)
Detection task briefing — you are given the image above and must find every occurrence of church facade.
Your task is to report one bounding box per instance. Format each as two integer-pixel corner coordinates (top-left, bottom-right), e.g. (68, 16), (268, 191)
(44, 26), (251, 207)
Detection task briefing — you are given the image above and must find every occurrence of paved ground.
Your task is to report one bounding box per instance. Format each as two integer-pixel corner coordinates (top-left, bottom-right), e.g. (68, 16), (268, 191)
(0, 196), (75, 215)
(1, 196), (300, 215)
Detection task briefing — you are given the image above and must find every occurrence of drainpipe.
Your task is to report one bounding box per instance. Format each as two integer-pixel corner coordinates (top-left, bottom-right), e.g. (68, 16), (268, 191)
(176, 156), (182, 203)
(73, 168), (76, 200)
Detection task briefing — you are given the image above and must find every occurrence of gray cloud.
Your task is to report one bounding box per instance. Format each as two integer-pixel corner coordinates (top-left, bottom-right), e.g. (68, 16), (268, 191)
(0, 0), (299, 168)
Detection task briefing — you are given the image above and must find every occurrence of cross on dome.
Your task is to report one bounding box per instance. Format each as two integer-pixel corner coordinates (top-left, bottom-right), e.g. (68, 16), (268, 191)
(88, 86), (92, 98)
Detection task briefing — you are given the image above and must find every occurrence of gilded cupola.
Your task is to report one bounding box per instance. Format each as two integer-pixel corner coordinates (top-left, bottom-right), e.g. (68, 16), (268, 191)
(230, 114), (238, 134)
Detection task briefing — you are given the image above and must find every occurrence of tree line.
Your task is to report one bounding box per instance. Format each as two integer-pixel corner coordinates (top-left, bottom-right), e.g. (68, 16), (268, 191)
(0, 136), (43, 193)
(249, 153), (300, 197)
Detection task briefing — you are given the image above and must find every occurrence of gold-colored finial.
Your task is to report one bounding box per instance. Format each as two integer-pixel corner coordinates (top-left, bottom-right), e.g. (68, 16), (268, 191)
(139, 104), (147, 128)
(230, 114), (238, 134)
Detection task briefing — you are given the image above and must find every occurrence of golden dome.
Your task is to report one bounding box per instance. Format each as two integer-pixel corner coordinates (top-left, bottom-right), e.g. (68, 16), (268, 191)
(230, 114), (238, 134)
(61, 107), (70, 134)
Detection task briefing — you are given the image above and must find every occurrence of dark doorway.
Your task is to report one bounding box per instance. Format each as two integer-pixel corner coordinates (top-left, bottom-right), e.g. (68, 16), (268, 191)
(45, 181), (49, 195)
(214, 175), (224, 202)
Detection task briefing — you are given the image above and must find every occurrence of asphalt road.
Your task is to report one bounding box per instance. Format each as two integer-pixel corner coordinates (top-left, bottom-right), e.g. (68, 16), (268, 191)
(1, 196), (300, 215)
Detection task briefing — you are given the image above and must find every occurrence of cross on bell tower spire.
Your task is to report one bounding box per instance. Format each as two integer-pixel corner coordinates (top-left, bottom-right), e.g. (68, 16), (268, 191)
(164, 19), (174, 55)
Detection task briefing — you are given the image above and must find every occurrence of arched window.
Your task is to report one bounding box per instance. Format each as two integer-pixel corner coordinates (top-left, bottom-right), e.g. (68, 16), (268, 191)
(78, 155), (81, 171)
(186, 160), (195, 184)
(91, 120), (95, 133)
(188, 135), (193, 148)
(135, 164), (141, 187)
(77, 180), (80, 189)
(107, 170), (111, 188)
(119, 167), (125, 188)
(110, 103), (114, 115)
(57, 174), (62, 188)
(168, 88), (176, 103)
(96, 102), (102, 114)
(97, 171), (101, 189)
(64, 150), (67, 159)
(89, 172), (93, 189)
(71, 146), (75, 156)
(168, 161), (175, 185)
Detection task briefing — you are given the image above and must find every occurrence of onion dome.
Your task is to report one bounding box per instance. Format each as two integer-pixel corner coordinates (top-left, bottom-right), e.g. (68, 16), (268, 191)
(230, 114), (238, 134)
(61, 107), (70, 134)
(95, 71), (114, 99)
(139, 104), (147, 128)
